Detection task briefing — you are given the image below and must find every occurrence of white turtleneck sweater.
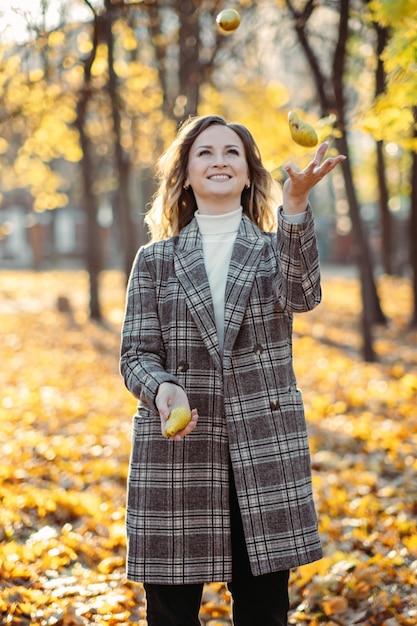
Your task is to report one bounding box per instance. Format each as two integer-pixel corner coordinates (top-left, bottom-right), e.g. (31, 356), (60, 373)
(195, 207), (306, 355)
(195, 207), (242, 354)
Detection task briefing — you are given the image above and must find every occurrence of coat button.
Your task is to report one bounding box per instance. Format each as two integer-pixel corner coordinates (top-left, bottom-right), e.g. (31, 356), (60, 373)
(254, 343), (263, 355)
(177, 361), (189, 373)
(270, 399), (279, 410)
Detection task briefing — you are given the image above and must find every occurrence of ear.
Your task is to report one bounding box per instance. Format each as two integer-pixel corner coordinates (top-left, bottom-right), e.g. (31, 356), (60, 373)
(183, 178), (190, 190)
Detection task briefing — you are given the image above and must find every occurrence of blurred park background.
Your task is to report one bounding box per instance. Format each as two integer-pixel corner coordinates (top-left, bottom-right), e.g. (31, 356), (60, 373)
(1, 0), (417, 357)
(1, 1), (417, 624)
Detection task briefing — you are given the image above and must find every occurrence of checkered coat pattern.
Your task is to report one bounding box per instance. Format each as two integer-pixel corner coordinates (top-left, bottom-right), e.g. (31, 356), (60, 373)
(120, 207), (323, 584)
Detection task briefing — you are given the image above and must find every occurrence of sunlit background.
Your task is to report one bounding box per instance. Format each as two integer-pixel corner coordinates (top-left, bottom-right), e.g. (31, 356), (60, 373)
(1, 2), (416, 624)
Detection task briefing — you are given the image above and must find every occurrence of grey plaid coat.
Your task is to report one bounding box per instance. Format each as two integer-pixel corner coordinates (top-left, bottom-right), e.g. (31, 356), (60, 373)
(120, 207), (323, 584)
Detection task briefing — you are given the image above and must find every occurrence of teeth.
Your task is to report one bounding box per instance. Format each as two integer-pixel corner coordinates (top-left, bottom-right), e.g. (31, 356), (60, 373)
(209, 175), (230, 180)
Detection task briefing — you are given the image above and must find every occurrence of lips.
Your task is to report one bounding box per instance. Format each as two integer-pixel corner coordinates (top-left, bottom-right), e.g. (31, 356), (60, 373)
(208, 174), (231, 181)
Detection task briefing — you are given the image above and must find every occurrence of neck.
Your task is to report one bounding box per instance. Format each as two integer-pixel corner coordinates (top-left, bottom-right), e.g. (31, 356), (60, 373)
(196, 201), (242, 216)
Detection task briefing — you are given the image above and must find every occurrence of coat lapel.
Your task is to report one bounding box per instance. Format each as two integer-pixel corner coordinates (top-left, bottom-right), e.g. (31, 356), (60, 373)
(174, 220), (222, 371)
(223, 216), (265, 356)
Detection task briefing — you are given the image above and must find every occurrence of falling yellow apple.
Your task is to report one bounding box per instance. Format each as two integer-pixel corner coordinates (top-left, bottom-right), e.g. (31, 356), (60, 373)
(216, 8), (241, 33)
(288, 110), (318, 147)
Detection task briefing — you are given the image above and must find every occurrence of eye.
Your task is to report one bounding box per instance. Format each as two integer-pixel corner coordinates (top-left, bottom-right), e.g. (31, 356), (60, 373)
(226, 148), (240, 156)
(197, 149), (211, 157)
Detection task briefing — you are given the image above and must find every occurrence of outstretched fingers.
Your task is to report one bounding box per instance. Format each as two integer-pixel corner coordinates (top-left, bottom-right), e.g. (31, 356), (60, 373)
(283, 144), (346, 205)
(313, 142), (330, 167)
(309, 144), (346, 181)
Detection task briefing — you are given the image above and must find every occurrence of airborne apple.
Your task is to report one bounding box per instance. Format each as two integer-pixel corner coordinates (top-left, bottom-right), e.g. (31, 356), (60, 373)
(288, 110), (318, 148)
(216, 8), (241, 33)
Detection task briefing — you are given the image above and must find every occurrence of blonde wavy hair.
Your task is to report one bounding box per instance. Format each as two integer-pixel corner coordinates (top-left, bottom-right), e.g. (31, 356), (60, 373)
(145, 115), (281, 242)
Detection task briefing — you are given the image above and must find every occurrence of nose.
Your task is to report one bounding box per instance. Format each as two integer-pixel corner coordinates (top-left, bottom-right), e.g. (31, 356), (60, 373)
(213, 150), (227, 166)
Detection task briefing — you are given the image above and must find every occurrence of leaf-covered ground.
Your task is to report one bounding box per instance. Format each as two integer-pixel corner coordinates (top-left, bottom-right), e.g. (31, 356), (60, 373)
(1, 269), (416, 626)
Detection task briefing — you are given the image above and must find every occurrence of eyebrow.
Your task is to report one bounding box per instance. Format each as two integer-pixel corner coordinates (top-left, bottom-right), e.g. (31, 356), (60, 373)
(194, 144), (241, 150)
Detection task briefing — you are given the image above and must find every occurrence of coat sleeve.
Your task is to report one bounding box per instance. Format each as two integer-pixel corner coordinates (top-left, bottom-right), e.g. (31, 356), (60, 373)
(120, 246), (182, 411)
(276, 204), (321, 312)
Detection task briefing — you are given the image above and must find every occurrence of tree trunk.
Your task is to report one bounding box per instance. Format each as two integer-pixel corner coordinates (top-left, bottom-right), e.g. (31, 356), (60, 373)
(103, 2), (139, 279)
(78, 125), (102, 321)
(333, 0), (385, 325)
(410, 106), (417, 328)
(376, 138), (392, 273)
(177, 0), (201, 117)
(286, 0), (386, 359)
(148, 1), (229, 122)
(334, 0), (387, 360)
(336, 135), (377, 361)
(374, 22), (393, 274)
(75, 6), (103, 321)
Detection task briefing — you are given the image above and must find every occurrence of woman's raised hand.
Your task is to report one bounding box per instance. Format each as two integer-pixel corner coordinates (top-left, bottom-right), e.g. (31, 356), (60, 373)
(283, 143), (346, 215)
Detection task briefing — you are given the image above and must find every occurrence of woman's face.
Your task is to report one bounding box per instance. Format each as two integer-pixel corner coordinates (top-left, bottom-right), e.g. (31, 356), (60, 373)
(184, 124), (250, 214)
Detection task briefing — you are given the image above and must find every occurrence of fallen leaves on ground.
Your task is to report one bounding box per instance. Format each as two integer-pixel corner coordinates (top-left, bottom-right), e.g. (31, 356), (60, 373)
(0, 269), (416, 625)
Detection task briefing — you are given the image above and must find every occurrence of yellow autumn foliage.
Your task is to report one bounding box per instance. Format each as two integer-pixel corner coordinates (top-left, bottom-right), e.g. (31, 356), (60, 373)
(0, 271), (416, 624)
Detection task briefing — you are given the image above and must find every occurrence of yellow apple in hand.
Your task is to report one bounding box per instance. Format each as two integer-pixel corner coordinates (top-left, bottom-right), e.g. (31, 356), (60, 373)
(216, 9), (241, 33)
(165, 406), (192, 437)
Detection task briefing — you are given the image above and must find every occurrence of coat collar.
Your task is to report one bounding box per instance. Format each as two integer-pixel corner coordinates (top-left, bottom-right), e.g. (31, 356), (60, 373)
(174, 215), (266, 367)
(174, 219), (220, 367)
(223, 216), (266, 356)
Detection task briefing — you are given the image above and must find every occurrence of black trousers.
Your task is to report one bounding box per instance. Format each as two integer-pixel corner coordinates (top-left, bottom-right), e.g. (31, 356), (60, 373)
(144, 465), (290, 626)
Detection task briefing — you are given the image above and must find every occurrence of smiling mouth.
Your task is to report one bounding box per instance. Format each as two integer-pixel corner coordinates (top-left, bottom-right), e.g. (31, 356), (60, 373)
(208, 175), (231, 181)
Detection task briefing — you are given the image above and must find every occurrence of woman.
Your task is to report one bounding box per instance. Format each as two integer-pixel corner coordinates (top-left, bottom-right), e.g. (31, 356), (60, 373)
(120, 114), (345, 626)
